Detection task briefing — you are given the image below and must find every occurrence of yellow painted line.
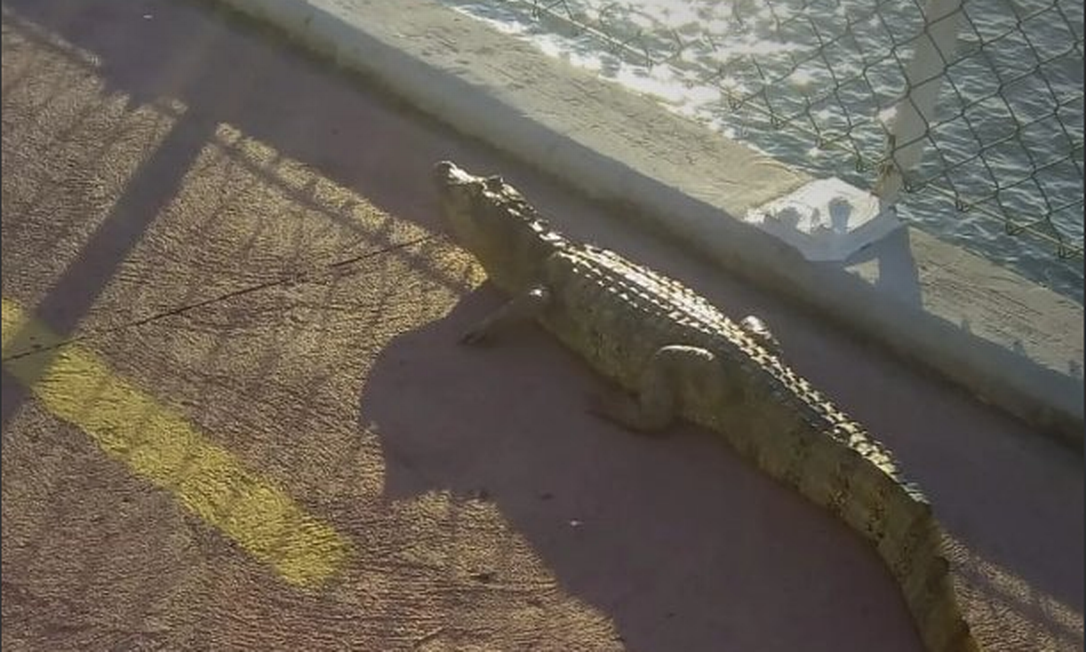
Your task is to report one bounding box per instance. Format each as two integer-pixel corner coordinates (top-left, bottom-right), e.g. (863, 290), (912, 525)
(1, 297), (350, 587)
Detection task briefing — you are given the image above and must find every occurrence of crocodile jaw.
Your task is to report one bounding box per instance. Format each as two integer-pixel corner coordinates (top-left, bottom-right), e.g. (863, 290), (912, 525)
(432, 160), (483, 241)
(433, 160), (476, 189)
(432, 160), (561, 294)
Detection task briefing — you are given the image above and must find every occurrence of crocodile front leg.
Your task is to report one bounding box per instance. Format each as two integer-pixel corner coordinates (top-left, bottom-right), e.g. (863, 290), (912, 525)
(460, 286), (551, 344)
(593, 344), (720, 434)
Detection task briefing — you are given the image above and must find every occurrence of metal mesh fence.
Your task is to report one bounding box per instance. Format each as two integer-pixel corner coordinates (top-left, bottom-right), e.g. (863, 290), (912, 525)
(448, 0), (1084, 263)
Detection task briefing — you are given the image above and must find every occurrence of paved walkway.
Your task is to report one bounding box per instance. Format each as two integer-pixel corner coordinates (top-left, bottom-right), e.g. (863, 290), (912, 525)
(211, 0), (1084, 444)
(1, 2), (1081, 651)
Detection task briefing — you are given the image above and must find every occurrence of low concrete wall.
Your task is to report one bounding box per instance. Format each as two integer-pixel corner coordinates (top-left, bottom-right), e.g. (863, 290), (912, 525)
(213, 0), (1084, 449)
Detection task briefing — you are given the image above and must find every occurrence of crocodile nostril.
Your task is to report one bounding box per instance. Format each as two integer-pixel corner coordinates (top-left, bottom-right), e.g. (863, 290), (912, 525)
(433, 160), (455, 180)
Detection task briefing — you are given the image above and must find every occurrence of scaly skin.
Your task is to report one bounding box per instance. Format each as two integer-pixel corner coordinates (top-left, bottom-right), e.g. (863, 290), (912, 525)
(433, 161), (981, 652)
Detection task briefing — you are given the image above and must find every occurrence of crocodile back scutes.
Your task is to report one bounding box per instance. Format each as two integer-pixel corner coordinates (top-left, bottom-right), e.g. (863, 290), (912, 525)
(555, 243), (912, 486)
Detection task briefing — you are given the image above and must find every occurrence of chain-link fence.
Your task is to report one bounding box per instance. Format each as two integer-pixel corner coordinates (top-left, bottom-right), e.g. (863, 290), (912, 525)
(445, 0), (1084, 295)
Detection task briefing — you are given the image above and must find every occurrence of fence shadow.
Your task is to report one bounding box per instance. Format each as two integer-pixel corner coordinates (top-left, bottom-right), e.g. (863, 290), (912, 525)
(840, 226), (922, 306)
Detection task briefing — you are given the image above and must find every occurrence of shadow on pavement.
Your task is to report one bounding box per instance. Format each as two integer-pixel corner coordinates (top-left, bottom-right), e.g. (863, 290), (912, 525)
(0, 111), (213, 429)
(361, 284), (923, 652)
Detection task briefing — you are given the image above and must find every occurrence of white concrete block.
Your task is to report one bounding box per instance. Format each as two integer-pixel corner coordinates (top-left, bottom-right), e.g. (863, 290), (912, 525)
(746, 179), (903, 262)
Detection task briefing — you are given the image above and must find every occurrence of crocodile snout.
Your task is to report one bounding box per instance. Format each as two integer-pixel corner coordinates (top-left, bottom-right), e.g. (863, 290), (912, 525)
(432, 160), (474, 188)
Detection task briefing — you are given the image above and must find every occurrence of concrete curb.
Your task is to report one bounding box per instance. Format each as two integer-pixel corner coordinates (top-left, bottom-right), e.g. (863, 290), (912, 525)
(212, 0), (1084, 449)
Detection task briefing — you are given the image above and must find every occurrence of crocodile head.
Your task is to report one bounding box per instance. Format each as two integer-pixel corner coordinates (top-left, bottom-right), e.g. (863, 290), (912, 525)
(433, 161), (565, 293)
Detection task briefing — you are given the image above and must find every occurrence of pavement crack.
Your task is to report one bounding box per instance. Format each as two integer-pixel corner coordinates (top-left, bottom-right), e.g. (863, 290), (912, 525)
(1, 234), (440, 363)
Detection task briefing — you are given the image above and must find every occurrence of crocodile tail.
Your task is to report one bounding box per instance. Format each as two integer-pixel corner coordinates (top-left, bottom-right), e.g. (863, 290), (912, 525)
(722, 379), (983, 650)
(873, 481), (981, 652)
(786, 435), (982, 652)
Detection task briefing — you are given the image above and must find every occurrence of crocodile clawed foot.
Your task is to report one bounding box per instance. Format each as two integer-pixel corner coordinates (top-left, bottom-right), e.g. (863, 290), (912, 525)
(586, 388), (626, 421)
(588, 388), (670, 436)
(458, 327), (491, 346)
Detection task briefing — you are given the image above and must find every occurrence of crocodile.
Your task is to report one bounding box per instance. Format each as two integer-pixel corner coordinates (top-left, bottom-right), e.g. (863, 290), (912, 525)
(432, 160), (981, 652)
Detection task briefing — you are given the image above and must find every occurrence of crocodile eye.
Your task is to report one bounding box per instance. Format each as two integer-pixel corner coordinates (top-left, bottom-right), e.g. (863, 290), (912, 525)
(484, 175), (505, 191)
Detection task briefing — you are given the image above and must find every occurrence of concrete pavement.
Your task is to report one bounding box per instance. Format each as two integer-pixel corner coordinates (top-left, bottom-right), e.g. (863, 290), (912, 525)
(1, 2), (1082, 651)
(212, 0), (1084, 447)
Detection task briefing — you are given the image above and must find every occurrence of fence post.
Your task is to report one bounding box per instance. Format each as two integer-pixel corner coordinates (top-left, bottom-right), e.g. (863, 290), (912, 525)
(877, 0), (965, 204)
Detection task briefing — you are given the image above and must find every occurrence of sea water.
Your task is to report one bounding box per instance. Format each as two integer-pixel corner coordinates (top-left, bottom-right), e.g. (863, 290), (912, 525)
(440, 0), (1085, 304)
